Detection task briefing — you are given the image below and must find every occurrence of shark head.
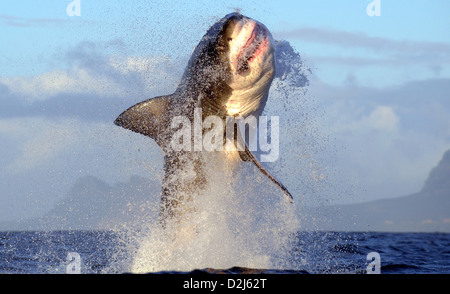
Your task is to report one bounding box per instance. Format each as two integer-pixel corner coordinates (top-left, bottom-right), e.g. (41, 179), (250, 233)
(224, 13), (275, 90)
(181, 12), (276, 117)
(224, 13), (276, 116)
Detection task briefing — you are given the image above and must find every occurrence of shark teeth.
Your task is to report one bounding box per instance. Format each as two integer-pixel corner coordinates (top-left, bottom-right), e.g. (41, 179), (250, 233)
(236, 24), (265, 75)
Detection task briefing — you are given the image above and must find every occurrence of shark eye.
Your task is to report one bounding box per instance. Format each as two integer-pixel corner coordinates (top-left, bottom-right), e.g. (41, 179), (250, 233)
(227, 38), (233, 42)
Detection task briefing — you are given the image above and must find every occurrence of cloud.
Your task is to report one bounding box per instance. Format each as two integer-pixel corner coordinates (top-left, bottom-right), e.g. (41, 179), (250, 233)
(0, 116), (160, 175)
(1, 68), (126, 101)
(332, 105), (400, 133)
(0, 14), (70, 27)
(306, 77), (450, 203)
(277, 27), (450, 58)
(0, 117), (76, 173)
(0, 41), (185, 122)
(309, 56), (412, 67)
(367, 106), (399, 132)
(0, 41), (178, 182)
(275, 27), (450, 85)
(0, 115), (164, 221)
(1, 46), (181, 103)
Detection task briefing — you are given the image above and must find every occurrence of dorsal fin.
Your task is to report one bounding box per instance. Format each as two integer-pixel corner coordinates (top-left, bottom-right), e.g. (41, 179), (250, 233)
(114, 95), (174, 149)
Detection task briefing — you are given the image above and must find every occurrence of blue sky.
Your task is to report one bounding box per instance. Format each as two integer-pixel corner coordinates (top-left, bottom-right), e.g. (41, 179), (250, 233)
(1, 0), (449, 83)
(0, 0), (450, 223)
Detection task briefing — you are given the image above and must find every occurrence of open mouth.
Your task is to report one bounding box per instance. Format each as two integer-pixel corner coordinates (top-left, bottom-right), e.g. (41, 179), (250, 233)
(236, 24), (267, 74)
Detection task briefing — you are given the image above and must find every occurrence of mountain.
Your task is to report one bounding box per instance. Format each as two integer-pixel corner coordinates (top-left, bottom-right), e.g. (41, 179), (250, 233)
(303, 150), (450, 232)
(0, 175), (160, 231)
(422, 149), (450, 196)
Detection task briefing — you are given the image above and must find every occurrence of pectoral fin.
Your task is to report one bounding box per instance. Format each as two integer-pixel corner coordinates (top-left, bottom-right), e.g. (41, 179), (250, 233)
(236, 125), (294, 203)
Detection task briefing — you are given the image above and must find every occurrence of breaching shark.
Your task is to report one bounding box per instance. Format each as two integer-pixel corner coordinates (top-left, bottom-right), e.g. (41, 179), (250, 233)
(114, 12), (293, 223)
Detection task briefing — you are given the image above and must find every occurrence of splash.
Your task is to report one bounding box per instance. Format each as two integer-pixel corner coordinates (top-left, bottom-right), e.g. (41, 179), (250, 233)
(128, 151), (299, 273)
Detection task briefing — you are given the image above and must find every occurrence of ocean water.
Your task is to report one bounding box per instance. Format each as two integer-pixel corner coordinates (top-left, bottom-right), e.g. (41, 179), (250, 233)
(1, 230), (449, 274)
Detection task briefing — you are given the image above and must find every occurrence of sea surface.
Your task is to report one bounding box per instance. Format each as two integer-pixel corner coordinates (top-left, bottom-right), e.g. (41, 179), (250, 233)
(0, 230), (449, 274)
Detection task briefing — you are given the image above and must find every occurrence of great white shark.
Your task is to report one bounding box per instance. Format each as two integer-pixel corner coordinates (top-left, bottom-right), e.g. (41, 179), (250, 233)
(114, 12), (293, 223)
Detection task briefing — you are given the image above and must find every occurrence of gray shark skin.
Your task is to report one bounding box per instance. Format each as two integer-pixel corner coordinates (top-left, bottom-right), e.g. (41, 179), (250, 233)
(114, 13), (293, 223)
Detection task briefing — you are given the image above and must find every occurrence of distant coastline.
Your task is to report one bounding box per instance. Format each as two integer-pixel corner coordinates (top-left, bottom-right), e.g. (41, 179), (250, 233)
(2, 150), (449, 233)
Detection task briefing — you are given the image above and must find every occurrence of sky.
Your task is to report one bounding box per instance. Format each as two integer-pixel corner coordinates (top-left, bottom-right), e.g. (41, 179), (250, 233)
(0, 0), (449, 222)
